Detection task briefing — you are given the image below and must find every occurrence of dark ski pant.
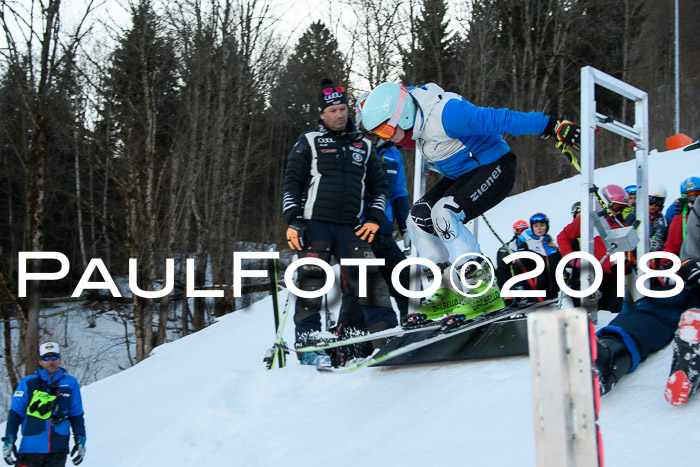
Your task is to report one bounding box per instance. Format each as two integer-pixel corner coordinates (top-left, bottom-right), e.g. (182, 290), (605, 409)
(414, 152), (517, 225)
(294, 220), (397, 342)
(598, 287), (700, 371)
(16, 453), (68, 467)
(339, 233), (410, 327)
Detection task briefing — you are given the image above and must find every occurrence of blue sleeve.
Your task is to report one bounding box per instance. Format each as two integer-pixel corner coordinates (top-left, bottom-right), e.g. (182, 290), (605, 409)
(5, 379), (29, 438)
(441, 98), (549, 138)
(390, 148), (409, 200)
(70, 414), (86, 439)
(393, 196), (411, 231)
(68, 377), (84, 418)
(5, 410), (23, 439)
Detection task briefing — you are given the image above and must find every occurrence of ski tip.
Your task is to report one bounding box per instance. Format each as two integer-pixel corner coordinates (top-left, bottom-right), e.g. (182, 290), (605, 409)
(665, 370), (691, 406)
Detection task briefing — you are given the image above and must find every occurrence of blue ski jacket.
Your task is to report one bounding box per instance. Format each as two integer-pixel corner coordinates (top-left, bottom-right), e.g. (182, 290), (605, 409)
(5, 367), (86, 454)
(410, 83), (550, 179)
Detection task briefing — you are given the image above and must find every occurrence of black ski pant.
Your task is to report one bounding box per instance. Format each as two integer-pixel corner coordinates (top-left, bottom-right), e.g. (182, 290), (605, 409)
(339, 232), (410, 328)
(293, 220), (397, 344)
(16, 453), (68, 467)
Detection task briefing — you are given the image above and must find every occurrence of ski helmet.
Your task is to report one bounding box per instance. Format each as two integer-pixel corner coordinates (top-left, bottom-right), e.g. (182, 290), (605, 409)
(648, 181), (666, 208)
(354, 92), (370, 127)
(361, 82), (417, 139)
(571, 202), (581, 218)
(513, 219), (528, 234)
(529, 213), (549, 234)
(600, 184), (628, 208)
(680, 176), (700, 200)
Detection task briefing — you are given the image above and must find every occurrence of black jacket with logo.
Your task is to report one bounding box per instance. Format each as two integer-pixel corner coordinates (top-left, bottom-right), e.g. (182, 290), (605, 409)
(282, 121), (388, 226)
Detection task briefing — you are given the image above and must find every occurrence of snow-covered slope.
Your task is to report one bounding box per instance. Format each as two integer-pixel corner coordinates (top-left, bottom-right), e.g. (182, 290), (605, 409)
(3, 145), (700, 466)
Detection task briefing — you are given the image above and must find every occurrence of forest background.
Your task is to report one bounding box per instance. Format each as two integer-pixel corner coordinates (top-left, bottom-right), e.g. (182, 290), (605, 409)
(1, 0), (698, 391)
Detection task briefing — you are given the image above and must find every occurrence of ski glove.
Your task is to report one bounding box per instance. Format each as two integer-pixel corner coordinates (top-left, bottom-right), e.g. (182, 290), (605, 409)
(71, 436), (86, 465)
(649, 236), (664, 252)
(679, 258), (700, 299)
(401, 229), (411, 250)
(542, 117), (581, 151)
(286, 219), (305, 251)
(674, 197), (690, 216)
(2, 436), (16, 465)
(355, 222), (380, 243)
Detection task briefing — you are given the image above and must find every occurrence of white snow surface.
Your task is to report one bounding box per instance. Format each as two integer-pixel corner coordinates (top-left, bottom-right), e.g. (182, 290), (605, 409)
(3, 145), (700, 466)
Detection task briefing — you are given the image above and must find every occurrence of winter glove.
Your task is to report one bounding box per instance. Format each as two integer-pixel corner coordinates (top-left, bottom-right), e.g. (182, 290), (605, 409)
(286, 219), (305, 251)
(542, 117), (581, 151)
(649, 236), (664, 252)
(71, 436), (86, 465)
(401, 229), (411, 250)
(679, 258), (700, 299)
(355, 221), (380, 243)
(674, 197), (688, 216)
(2, 436), (16, 465)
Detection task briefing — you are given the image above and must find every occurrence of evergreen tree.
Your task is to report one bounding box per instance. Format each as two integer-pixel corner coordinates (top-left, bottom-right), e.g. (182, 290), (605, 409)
(401, 0), (456, 88)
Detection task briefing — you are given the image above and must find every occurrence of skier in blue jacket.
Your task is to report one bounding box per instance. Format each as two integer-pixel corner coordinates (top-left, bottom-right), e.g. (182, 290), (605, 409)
(360, 82), (580, 301)
(3, 342), (86, 466)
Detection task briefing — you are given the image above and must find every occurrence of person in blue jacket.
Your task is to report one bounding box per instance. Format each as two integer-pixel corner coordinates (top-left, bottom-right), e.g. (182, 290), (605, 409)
(3, 342), (86, 466)
(359, 82), (580, 296)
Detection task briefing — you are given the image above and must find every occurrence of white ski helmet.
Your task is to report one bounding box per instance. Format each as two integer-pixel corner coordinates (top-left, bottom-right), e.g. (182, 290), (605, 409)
(361, 82), (417, 138)
(648, 181), (666, 207)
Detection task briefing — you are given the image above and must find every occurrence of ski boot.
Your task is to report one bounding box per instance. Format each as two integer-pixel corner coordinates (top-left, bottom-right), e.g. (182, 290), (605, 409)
(665, 308), (700, 406)
(300, 350), (332, 368)
(402, 288), (462, 328)
(451, 280), (507, 319)
(595, 334), (632, 395)
(296, 332), (332, 368)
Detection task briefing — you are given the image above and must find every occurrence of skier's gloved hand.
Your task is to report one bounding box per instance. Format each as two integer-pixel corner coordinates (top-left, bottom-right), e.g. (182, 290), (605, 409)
(649, 236), (663, 252)
(286, 218), (305, 251)
(401, 229), (411, 249)
(679, 258), (700, 298)
(542, 117), (581, 151)
(71, 436), (86, 465)
(355, 221), (379, 243)
(674, 197), (688, 216)
(2, 436), (16, 465)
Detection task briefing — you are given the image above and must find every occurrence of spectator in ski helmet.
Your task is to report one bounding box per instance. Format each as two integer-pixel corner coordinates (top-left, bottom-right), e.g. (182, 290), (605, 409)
(360, 81), (581, 293)
(571, 202), (581, 219)
(600, 184), (628, 216)
(625, 185), (637, 207)
(530, 213), (550, 236)
(665, 176), (700, 224)
(513, 219), (529, 236)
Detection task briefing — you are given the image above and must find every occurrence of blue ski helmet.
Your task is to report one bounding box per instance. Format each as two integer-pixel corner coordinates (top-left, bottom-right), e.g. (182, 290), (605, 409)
(529, 213), (549, 233)
(680, 176), (700, 196)
(361, 82), (417, 137)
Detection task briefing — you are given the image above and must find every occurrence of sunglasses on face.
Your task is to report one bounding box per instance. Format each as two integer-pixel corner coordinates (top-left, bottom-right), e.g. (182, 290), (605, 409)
(322, 86), (345, 95)
(41, 355), (60, 361)
(686, 190), (700, 201)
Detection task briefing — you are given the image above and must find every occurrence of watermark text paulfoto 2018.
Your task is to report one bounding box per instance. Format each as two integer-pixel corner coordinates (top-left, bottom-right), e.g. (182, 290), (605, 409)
(17, 250), (686, 300)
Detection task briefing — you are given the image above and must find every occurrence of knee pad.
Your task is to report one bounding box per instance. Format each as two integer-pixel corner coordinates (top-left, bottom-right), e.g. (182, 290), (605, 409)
(431, 196), (466, 241)
(409, 199), (435, 235)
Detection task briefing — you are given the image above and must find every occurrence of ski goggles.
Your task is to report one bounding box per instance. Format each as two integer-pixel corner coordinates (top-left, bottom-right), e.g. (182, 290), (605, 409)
(624, 185), (637, 194)
(41, 355), (60, 361)
(685, 190), (700, 201)
(369, 85), (410, 139)
(322, 86), (345, 95)
(530, 214), (548, 224)
(649, 196), (665, 207)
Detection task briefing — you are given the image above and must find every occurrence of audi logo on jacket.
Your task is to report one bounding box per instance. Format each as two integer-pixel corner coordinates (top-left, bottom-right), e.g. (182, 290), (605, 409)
(282, 120), (388, 226)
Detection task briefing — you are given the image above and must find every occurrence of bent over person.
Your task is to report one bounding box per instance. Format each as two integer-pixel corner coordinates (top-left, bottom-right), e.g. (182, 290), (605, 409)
(282, 78), (398, 367)
(3, 342), (86, 466)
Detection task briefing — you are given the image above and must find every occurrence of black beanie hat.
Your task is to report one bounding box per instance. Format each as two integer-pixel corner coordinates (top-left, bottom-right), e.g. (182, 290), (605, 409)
(318, 77), (348, 112)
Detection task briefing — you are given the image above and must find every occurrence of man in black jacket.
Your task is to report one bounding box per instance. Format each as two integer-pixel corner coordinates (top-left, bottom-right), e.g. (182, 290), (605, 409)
(282, 78), (397, 366)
